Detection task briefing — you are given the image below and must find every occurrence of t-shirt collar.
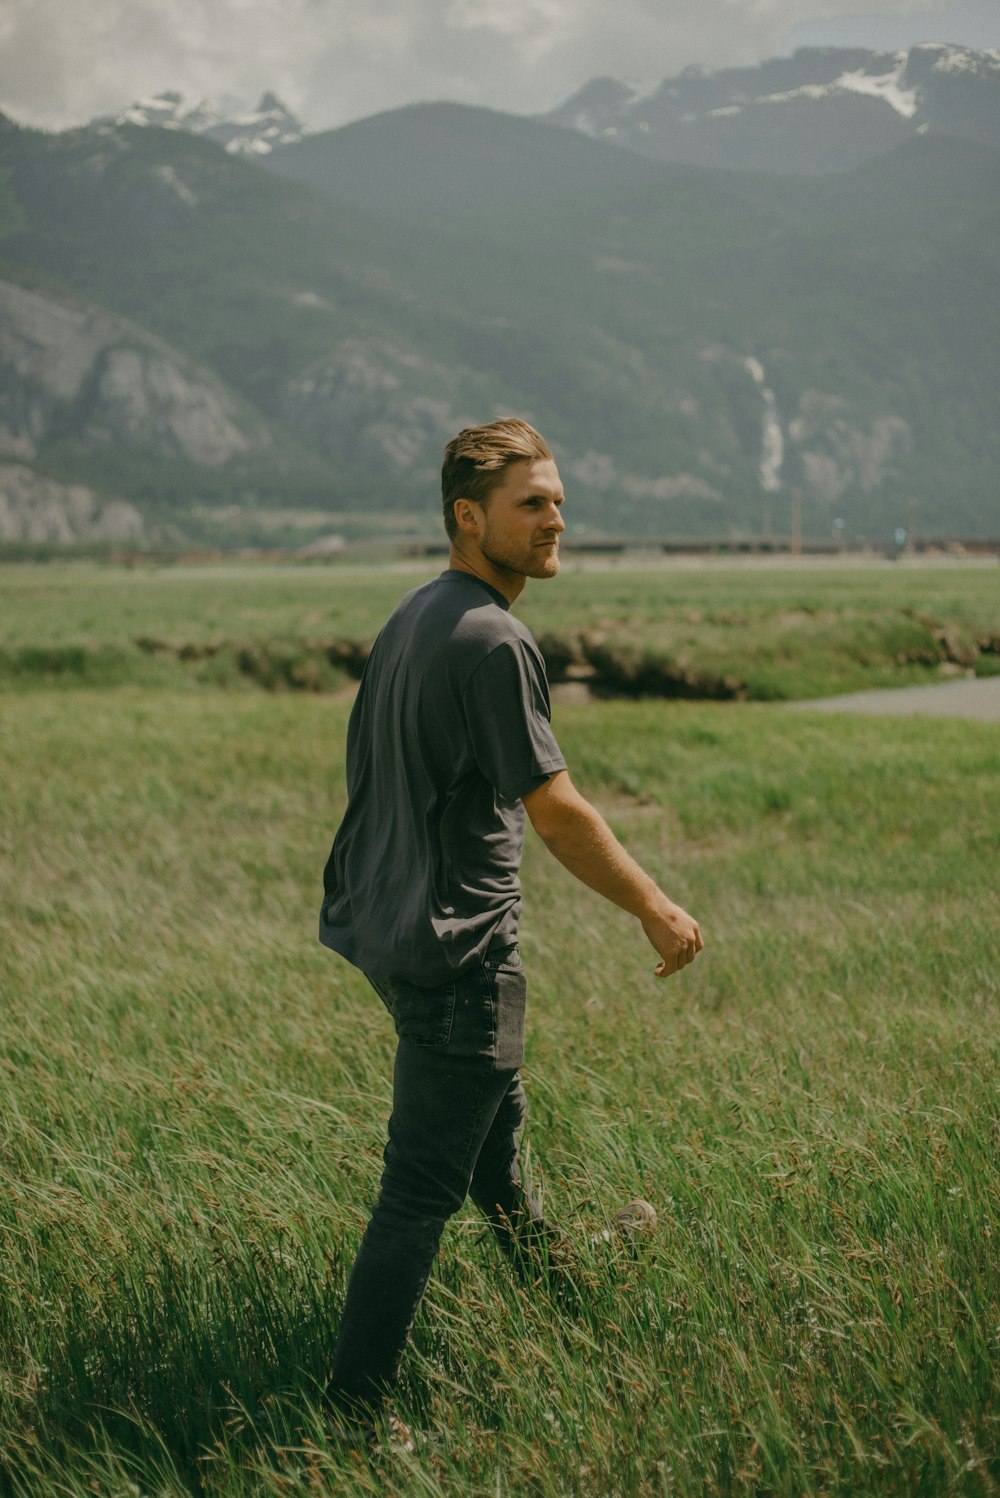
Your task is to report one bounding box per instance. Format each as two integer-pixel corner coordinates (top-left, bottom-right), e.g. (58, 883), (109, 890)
(440, 568), (511, 611)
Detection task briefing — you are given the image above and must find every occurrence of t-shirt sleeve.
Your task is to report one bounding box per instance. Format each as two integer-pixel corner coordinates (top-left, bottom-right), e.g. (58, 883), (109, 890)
(463, 637), (567, 802)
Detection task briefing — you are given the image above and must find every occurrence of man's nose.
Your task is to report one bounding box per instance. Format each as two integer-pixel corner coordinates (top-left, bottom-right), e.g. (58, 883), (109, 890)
(545, 504), (565, 532)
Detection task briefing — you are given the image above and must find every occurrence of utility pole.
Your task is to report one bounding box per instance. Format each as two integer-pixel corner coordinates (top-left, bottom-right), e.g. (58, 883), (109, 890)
(907, 496), (917, 556)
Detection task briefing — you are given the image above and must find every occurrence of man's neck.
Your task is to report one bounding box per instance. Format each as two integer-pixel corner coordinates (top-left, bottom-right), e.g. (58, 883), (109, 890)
(448, 547), (525, 605)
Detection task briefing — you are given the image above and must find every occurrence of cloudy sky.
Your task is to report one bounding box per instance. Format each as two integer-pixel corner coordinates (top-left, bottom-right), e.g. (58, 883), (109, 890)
(1, 0), (996, 133)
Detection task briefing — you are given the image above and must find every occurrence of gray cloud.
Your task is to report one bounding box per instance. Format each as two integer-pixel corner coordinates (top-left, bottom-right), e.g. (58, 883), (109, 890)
(0, 0), (986, 134)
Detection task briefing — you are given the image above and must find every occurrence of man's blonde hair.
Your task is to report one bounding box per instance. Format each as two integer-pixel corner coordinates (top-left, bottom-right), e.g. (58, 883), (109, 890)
(441, 419), (552, 540)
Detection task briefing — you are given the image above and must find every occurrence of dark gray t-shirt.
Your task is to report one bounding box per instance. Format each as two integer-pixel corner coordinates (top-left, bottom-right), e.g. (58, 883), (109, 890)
(319, 569), (566, 985)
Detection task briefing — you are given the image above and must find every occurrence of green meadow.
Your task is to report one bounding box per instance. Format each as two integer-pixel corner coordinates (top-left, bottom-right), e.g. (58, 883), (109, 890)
(1, 558), (998, 700)
(0, 561), (998, 1495)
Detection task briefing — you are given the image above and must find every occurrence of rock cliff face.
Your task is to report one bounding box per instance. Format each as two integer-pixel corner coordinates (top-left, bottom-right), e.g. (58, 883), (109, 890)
(0, 275), (273, 539)
(788, 394), (912, 504)
(0, 278), (264, 467)
(0, 463), (143, 543)
(281, 338), (488, 471)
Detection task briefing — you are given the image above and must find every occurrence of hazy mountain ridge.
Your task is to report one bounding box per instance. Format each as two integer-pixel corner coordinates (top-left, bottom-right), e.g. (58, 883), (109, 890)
(258, 111), (1000, 536)
(545, 43), (1000, 174)
(89, 44), (1000, 177)
(0, 115), (524, 533)
(0, 101), (997, 547)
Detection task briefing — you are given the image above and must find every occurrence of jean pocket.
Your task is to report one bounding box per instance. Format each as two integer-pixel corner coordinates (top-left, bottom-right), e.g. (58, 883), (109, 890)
(371, 974), (456, 1048)
(487, 965), (527, 1071)
(483, 942), (521, 973)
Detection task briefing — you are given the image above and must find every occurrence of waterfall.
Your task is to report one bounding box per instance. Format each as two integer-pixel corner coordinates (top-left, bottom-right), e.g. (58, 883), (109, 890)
(745, 356), (784, 492)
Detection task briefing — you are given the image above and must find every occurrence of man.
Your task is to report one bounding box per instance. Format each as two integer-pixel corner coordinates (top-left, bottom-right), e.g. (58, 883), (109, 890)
(319, 417), (702, 1435)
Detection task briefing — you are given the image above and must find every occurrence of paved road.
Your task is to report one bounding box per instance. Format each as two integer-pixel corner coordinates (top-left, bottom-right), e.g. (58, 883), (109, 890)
(792, 676), (1000, 721)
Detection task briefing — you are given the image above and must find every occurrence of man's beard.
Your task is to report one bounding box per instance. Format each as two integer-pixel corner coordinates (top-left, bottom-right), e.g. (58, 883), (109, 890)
(480, 526), (560, 580)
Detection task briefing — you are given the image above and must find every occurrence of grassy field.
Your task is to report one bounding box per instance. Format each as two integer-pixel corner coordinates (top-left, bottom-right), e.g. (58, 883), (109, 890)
(1, 603), (998, 1497)
(1, 558), (998, 700)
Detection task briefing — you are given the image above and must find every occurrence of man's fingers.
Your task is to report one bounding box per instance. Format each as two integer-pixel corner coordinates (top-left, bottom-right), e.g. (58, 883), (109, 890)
(654, 937), (703, 977)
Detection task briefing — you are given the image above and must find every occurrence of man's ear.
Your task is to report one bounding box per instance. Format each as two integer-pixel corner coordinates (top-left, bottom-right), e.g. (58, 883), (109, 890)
(453, 498), (481, 535)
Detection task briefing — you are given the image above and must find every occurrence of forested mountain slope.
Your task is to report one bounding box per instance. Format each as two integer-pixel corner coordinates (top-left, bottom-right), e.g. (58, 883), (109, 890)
(0, 104), (996, 545)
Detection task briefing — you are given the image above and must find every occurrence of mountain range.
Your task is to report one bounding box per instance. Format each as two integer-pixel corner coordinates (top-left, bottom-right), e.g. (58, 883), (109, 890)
(96, 43), (1000, 177)
(546, 43), (1000, 174)
(0, 44), (997, 549)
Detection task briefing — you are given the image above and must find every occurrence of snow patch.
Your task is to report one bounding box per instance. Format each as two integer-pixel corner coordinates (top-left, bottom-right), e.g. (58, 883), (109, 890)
(758, 83), (830, 105)
(915, 43), (1000, 75)
(135, 91), (181, 109)
(153, 165), (198, 206)
(758, 54), (918, 119)
(226, 136), (272, 155)
(835, 62), (918, 119)
(624, 77), (662, 106)
(116, 92), (223, 133)
(118, 105), (174, 128)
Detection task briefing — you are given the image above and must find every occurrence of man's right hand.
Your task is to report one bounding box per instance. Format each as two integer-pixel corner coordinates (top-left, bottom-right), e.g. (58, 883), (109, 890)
(523, 771), (704, 978)
(641, 899), (703, 978)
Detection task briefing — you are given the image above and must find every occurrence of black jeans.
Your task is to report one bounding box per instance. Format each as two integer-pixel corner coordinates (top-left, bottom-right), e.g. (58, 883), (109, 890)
(327, 942), (562, 1415)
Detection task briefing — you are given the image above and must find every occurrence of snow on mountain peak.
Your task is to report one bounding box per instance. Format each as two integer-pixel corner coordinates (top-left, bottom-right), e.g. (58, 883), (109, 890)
(99, 92), (305, 155)
(759, 53), (918, 119)
(912, 42), (1000, 76)
(218, 94), (304, 155)
(115, 92), (221, 132)
(542, 41), (1000, 176)
(623, 77), (662, 106)
(834, 57), (918, 119)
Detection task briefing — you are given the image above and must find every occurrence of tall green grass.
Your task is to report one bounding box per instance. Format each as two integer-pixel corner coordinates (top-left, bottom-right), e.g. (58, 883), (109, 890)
(1, 688), (997, 1494)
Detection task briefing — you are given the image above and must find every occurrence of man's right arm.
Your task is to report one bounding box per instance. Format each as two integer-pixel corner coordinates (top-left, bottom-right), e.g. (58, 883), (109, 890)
(522, 770), (703, 978)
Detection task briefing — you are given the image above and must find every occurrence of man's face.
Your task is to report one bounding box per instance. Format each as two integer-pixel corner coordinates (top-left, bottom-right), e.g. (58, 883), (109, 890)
(473, 458), (566, 581)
